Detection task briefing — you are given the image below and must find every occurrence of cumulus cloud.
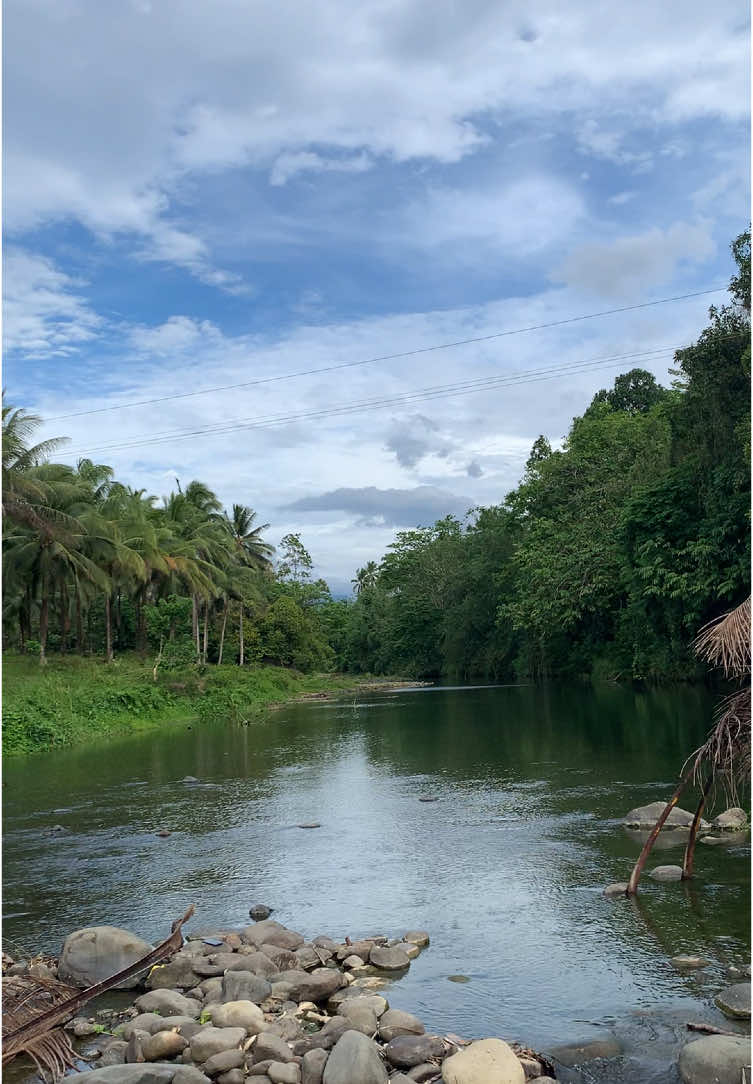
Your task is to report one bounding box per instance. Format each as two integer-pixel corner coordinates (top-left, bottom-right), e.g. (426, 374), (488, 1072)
(553, 221), (716, 298)
(3, 248), (103, 357)
(284, 485), (474, 526)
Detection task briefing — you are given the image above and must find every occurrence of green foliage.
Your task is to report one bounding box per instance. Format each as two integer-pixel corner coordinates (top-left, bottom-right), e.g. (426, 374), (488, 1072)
(341, 231), (750, 684)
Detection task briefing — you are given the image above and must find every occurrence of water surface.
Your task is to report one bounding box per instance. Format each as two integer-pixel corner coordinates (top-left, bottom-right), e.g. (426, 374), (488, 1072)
(4, 684), (750, 1081)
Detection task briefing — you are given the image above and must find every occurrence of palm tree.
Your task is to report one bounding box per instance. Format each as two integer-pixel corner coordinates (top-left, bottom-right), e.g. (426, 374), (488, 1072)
(2, 401), (70, 529)
(222, 505), (274, 665)
(352, 561), (379, 595)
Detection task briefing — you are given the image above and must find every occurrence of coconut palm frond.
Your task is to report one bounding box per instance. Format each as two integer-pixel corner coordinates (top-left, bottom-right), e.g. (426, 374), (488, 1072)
(2, 906), (194, 1079)
(693, 597), (751, 677)
(687, 687), (752, 805)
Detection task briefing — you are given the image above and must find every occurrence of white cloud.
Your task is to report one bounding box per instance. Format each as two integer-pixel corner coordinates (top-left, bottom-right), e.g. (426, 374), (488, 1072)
(129, 316), (223, 356)
(2, 248), (103, 357)
(269, 151), (372, 187)
(553, 221), (716, 298)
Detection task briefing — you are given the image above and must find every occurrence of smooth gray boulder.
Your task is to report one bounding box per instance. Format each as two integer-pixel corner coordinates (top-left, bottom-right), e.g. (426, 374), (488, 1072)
(649, 865), (684, 882)
(172, 1069), (211, 1084)
(714, 983), (751, 1019)
(322, 1030), (388, 1084)
(378, 1009), (425, 1042)
(711, 807), (749, 830)
(383, 1035), (445, 1068)
(201, 1050), (245, 1077)
(142, 1033), (188, 1061)
(369, 945), (411, 971)
(267, 1064), (299, 1083)
(67, 1068), (177, 1084)
(603, 883), (629, 897)
(209, 1000), (266, 1033)
(249, 904), (273, 921)
(441, 1039), (525, 1084)
(190, 1027), (247, 1063)
(221, 970), (272, 1004)
(402, 931), (430, 947)
(678, 1035), (751, 1084)
(59, 927), (154, 989)
(135, 991), (202, 1019)
(122, 1014), (164, 1039)
(623, 802), (709, 830)
(301, 1048), (328, 1084)
(337, 998), (378, 1035)
(251, 1034), (296, 1064)
(146, 957), (202, 990)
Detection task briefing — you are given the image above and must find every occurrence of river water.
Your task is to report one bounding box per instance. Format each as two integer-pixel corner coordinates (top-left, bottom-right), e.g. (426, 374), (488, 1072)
(3, 684), (750, 1082)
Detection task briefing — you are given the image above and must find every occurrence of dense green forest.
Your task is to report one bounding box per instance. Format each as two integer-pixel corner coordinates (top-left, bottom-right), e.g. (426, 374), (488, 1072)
(3, 231), (749, 685)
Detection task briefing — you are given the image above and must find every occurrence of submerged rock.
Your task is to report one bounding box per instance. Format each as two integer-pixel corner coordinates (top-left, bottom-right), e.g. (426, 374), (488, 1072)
(711, 807), (749, 831)
(623, 801), (709, 831)
(714, 982), (751, 1020)
(649, 865), (684, 882)
(548, 1036), (622, 1066)
(249, 904), (273, 921)
(678, 1035), (751, 1084)
(603, 882), (629, 897)
(671, 955), (710, 969)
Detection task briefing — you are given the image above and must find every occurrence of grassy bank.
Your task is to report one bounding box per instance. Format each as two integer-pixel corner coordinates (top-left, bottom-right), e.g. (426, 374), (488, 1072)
(2, 653), (396, 757)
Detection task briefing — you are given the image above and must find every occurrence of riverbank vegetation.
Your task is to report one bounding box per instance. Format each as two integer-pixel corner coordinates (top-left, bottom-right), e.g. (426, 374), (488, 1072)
(2, 653), (385, 756)
(3, 230), (750, 693)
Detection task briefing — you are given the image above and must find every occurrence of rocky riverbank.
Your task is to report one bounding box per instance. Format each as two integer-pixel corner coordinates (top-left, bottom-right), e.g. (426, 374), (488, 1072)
(6, 917), (556, 1084)
(5, 910), (752, 1084)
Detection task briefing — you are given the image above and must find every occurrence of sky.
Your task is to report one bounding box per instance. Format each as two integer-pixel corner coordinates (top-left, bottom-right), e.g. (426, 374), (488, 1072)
(3, 0), (750, 595)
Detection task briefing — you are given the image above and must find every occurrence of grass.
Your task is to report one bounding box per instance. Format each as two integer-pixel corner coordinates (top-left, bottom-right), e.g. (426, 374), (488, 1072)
(1, 653), (388, 757)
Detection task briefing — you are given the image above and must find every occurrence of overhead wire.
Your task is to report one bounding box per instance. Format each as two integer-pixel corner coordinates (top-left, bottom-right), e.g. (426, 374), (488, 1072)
(45, 286), (725, 422)
(61, 344), (678, 459)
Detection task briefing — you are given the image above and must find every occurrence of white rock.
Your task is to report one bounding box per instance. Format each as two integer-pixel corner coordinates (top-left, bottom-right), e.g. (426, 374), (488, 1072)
(442, 1038), (525, 1084)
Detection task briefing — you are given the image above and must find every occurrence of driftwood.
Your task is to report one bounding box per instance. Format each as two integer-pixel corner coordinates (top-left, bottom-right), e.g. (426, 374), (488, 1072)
(686, 1021), (739, 1036)
(626, 597), (750, 895)
(2, 905), (194, 1079)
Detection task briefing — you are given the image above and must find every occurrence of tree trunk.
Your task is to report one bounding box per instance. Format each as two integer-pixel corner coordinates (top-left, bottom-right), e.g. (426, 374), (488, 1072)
(105, 594), (113, 663)
(76, 590), (84, 653)
(683, 774), (714, 880)
(61, 581), (71, 653)
(116, 590), (122, 651)
(202, 602), (209, 664)
(218, 598), (229, 665)
(192, 595), (200, 658)
(627, 768), (693, 894)
(137, 595), (146, 654)
(239, 606), (244, 667)
(39, 576), (49, 666)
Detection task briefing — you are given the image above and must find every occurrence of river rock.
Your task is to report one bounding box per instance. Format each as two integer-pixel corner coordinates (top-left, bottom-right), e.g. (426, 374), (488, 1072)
(301, 1048), (328, 1084)
(217, 1071), (244, 1084)
(284, 967), (345, 1002)
(295, 945), (326, 971)
(251, 1034), (296, 1064)
(334, 940), (376, 962)
(243, 922), (305, 951)
(322, 1031), (388, 1083)
(62, 1067), (179, 1084)
(173, 1069), (211, 1084)
(701, 831), (750, 846)
(337, 998), (378, 1035)
(442, 1039), (524, 1084)
(649, 865), (684, 881)
(714, 982), (751, 1019)
(378, 1009), (425, 1042)
(222, 970), (272, 1004)
(126, 1031), (149, 1063)
(123, 1015), (165, 1039)
(383, 1035), (445, 1068)
(262, 946), (301, 972)
(267, 1064), (300, 1084)
(100, 1042), (129, 1067)
(147, 957), (202, 990)
(136, 991), (202, 1019)
(249, 905), (273, 921)
(678, 1035), (751, 1084)
(236, 950), (279, 977)
(143, 1032), (189, 1061)
(190, 1027), (247, 1062)
(671, 955), (710, 969)
(209, 1000), (266, 1033)
(370, 945), (411, 971)
(59, 926), (154, 989)
(201, 1050), (245, 1076)
(623, 802), (709, 830)
(603, 882), (629, 897)
(328, 990), (388, 1016)
(548, 1036), (622, 1065)
(711, 807), (749, 830)
(402, 931), (430, 947)
(341, 954), (365, 970)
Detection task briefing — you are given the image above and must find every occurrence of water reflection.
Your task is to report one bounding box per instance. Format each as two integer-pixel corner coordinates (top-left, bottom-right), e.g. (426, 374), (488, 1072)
(3, 683), (749, 1075)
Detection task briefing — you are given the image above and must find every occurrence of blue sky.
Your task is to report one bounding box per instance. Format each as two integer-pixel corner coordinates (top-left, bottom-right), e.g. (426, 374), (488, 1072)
(3, 0), (749, 593)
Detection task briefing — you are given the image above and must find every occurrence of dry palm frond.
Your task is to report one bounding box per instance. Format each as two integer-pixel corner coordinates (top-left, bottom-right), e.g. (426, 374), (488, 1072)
(687, 687), (751, 805)
(693, 597), (751, 678)
(2, 906), (194, 1080)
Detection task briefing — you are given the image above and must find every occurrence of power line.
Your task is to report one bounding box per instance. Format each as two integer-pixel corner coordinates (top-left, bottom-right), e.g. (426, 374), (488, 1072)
(46, 286), (725, 422)
(61, 344), (677, 459)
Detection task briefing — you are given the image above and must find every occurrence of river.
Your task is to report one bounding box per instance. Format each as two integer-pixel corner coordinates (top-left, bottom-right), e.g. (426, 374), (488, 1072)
(3, 683), (750, 1082)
